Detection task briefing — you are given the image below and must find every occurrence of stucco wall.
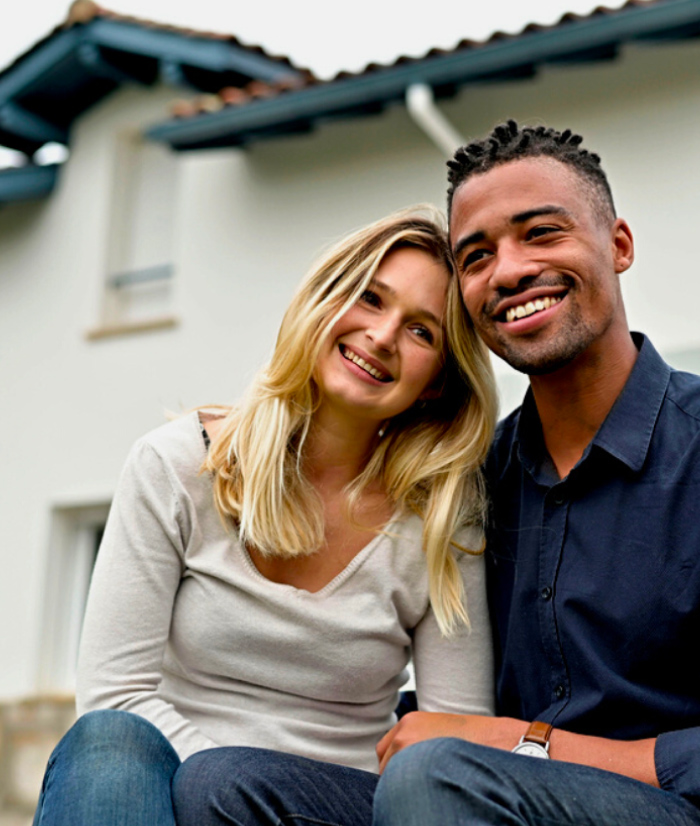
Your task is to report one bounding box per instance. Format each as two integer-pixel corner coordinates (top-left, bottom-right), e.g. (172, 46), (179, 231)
(0, 36), (699, 699)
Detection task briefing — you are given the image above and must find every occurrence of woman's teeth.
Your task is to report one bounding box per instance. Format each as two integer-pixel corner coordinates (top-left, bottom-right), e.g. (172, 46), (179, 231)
(505, 295), (562, 323)
(342, 347), (390, 381)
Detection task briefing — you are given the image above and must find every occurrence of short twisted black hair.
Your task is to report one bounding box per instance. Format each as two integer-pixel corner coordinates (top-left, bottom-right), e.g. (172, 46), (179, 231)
(446, 120), (616, 223)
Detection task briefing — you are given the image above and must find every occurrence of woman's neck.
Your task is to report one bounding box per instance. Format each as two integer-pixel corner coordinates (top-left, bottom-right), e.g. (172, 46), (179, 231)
(304, 406), (382, 491)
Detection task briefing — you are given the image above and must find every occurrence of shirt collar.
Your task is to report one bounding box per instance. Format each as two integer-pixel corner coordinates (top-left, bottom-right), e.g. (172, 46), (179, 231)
(505, 333), (671, 476)
(593, 333), (670, 471)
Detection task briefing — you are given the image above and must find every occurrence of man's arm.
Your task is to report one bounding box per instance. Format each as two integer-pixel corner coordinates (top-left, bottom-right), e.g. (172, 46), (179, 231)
(377, 711), (658, 786)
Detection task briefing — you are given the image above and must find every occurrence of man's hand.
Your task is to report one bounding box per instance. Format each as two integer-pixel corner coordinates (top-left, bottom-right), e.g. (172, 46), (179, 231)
(376, 712), (526, 773)
(376, 712), (659, 787)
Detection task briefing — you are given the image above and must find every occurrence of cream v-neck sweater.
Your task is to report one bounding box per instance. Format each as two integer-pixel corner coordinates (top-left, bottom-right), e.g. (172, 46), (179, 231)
(77, 412), (494, 772)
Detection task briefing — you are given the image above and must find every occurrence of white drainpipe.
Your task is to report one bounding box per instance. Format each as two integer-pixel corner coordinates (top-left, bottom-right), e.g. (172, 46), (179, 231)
(405, 83), (464, 158)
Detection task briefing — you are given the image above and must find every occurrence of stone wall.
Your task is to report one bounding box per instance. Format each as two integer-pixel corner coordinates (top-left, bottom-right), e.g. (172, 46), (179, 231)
(0, 697), (75, 824)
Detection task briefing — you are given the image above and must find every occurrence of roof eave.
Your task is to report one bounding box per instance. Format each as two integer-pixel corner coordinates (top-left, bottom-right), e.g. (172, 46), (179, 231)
(0, 12), (306, 155)
(86, 18), (301, 84)
(147, 0), (700, 151)
(0, 164), (60, 204)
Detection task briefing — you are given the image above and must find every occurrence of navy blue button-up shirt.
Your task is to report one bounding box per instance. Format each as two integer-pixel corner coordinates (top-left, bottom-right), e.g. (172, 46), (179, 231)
(485, 334), (700, 806)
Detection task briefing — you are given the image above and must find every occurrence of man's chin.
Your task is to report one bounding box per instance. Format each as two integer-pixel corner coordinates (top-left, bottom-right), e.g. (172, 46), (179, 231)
(495, 342), (584, 377)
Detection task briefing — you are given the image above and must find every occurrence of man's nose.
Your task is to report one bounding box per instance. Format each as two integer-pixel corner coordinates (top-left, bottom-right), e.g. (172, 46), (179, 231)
(490, 241), (541, 291)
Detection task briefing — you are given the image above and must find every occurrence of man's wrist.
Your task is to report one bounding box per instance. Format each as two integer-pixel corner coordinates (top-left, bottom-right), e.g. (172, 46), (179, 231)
(512, 720), (553, 759)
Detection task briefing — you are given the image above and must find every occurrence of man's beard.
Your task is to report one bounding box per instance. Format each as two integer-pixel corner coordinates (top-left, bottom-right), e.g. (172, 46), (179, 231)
(484, 313), (600, 376)
(498, 337), (588, 375)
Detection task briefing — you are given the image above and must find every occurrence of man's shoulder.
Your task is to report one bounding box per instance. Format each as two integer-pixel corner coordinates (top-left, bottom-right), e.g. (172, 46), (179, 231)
(485, 405), (522, 482)
(493, 405), (521, 444)
(665, 366), (700, 423)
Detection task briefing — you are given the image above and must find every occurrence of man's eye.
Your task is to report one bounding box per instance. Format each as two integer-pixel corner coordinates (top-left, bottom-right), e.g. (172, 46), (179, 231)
(462, 249), (490, 270)
(528, 225), (560, 239)
(360, 289), (380, 307)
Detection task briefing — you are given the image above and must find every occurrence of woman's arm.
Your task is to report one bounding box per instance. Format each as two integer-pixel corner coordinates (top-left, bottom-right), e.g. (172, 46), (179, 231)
(411, 534), (494, 717)
(77, 436), (219, 760)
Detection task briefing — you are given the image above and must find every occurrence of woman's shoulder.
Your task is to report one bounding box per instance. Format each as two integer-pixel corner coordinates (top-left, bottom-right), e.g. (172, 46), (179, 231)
(129, 411), (209, 483)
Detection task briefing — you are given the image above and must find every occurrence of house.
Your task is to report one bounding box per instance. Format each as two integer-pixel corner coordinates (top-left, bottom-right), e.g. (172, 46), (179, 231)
(1, 0), (700, 816)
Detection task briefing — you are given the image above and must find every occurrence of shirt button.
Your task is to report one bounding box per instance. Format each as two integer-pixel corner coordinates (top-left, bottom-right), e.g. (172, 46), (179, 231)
(541, 586), (553, 601)
(552, 493), (566, 506)
(554, 684), (566, 700)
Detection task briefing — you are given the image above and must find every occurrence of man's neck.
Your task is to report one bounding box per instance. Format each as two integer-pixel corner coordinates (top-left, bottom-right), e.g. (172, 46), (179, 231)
(529, 331), (638, 479)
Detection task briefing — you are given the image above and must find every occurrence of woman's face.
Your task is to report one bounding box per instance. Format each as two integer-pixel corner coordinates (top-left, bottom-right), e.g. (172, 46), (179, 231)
(315, 246), (449, 424)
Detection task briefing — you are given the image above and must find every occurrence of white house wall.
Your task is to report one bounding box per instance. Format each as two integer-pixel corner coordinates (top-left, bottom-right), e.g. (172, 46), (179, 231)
(0, 36), (698, 699)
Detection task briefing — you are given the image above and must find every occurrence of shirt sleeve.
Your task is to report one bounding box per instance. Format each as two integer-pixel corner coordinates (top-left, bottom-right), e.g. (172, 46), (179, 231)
(76, 438), (219, 760)
(412, 537), (495, 717)
(655, 728), (700, 808)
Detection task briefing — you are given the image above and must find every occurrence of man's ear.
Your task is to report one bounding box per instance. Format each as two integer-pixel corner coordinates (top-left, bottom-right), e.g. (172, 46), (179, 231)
(612, 218), (634, 273)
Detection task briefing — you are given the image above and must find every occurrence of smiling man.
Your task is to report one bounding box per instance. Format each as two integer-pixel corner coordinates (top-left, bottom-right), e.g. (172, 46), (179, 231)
(372, 122), (700, 825)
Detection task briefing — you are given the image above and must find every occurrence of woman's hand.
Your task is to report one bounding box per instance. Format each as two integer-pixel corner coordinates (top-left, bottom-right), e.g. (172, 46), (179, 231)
(376, 711), (527, 773)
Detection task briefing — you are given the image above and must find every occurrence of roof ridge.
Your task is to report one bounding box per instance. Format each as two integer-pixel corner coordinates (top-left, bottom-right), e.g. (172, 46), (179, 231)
(61, 0), (308, 73)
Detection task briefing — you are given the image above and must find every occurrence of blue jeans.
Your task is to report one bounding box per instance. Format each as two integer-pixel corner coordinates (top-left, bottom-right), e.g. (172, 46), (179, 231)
(373, 738), (700, 826)
(33, 710), (180, 826)
(33, 710), (377, 826)
(173, 747), (378, 825)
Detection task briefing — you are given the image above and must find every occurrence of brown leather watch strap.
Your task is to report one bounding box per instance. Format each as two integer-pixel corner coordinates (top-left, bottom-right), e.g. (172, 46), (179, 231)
(523, 720), (553, 747)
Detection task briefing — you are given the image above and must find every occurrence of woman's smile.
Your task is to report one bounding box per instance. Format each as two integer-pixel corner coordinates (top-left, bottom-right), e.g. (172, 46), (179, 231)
(339, 344), (394, 383)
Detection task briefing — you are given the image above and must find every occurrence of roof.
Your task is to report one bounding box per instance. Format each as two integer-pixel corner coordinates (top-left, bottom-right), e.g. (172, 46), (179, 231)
(0, 0), (307, 202)
(147, 0), (700, 151)
(0, 163), (60, 202)
(0, 0), (307, 157)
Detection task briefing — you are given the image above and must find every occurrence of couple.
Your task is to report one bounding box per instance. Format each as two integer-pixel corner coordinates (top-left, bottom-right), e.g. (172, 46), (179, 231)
(34, 122), (700, 826)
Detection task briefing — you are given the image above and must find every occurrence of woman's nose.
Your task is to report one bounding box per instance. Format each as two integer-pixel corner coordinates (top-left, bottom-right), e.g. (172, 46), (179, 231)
(366, 316), (399, 353)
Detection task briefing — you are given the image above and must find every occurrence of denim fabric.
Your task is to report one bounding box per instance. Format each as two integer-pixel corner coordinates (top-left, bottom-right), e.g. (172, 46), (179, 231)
(373, 738), (700, 826)
(173, 746), (378, 826)
(32, 710), (180, 826)
(33, 711), (376, 826)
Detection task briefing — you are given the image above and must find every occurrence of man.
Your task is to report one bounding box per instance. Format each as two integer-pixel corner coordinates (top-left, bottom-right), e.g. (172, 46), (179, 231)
(372, 121), (700, 825)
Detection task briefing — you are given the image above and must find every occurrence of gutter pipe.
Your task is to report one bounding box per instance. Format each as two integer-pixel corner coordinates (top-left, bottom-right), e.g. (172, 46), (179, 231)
(405, 83), (464, 157)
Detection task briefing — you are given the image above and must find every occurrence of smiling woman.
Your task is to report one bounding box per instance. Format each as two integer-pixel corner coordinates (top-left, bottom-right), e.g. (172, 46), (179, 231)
(315, 246), (448, 427)
(33, 206), (498, 826)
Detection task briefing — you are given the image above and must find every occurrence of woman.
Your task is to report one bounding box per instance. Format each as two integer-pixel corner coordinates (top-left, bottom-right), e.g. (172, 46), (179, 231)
(33, 207), (497, 826)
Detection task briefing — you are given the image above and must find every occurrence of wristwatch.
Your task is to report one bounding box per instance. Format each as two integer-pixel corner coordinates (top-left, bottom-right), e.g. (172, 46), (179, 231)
(511, 720), (553, 759)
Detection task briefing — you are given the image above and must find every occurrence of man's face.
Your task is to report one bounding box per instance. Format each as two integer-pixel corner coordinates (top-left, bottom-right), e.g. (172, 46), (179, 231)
(450, 157), (634, 375)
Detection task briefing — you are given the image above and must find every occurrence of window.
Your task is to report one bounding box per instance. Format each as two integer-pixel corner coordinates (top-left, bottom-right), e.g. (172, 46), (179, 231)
(89, 129), (179, 338)
(37, 503), (110, 693)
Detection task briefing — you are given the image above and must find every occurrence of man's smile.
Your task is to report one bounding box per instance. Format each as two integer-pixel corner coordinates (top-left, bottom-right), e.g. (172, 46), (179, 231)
(483, 282), (571, 327)
(503, 295), (563, 323)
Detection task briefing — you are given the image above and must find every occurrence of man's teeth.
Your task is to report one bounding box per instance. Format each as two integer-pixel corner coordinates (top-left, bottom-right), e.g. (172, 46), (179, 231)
(505, 296), (562, 323)
(342, 347), (389, 381)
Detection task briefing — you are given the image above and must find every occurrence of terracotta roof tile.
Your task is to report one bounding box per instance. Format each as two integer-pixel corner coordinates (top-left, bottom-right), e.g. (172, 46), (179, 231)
(169, 0), (662, 123)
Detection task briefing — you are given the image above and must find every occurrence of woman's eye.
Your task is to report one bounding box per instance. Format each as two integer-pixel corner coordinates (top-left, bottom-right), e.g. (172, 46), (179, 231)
(411, 325), (435, 344)
(360, 289), (380, 307)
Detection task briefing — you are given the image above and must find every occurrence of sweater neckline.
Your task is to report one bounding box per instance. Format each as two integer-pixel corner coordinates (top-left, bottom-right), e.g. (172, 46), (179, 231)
(189, 410), (406, 599)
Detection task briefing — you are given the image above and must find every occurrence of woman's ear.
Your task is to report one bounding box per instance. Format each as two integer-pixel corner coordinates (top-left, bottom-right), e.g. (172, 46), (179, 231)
(419, 387), (441, 401)
(419, 372), (446, 402)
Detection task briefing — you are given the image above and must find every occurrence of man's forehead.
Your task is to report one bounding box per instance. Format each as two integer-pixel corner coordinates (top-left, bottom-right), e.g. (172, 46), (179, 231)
(449, 157), (586, 238)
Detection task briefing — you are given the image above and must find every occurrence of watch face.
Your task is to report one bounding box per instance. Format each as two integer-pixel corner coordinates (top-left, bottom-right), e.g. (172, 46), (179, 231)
(512, 742), (550, 759)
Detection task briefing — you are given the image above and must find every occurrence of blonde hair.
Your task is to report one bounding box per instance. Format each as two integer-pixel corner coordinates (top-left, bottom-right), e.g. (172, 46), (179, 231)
(204, 207), (497, 634)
